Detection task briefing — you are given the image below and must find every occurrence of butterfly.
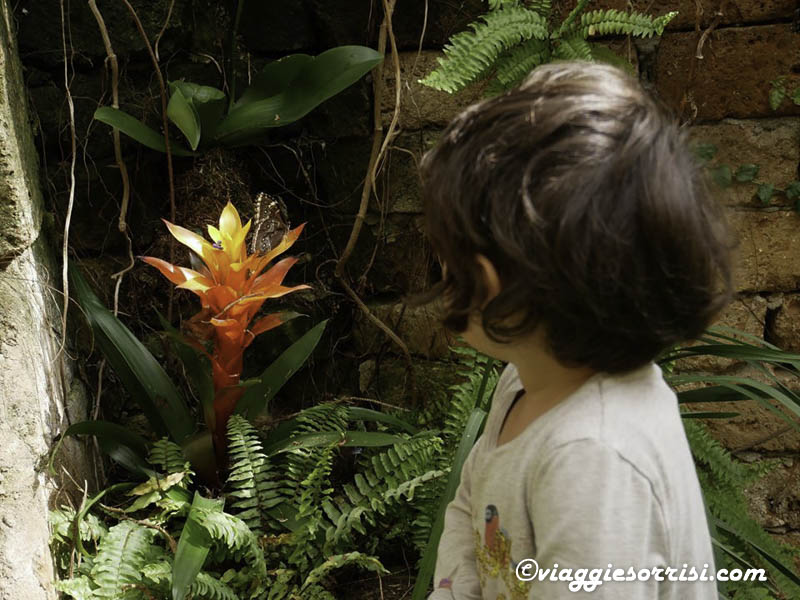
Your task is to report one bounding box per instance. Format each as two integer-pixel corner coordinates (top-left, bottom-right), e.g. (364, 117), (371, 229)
(250, 192), (290, 255)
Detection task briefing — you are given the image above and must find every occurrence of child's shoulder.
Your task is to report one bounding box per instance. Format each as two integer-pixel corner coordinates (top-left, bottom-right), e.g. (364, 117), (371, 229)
(493, 362), (691, 487)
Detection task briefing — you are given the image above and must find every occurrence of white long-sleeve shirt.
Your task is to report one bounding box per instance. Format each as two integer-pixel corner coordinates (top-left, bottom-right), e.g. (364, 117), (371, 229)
(429, 361), (717, 600)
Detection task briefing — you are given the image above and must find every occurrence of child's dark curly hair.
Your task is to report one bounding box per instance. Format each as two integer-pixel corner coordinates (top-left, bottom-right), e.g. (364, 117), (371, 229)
(415, 60), (737, 374)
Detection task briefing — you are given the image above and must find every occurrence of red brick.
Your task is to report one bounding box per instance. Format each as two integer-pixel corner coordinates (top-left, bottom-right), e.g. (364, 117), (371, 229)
(655, 24), (800, 121)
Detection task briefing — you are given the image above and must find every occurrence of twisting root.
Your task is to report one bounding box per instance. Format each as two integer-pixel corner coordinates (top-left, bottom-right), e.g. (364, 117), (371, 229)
(120, 0), (177, 320)
(87, 0), (130, 233)
(334, 0), (414, 392)
(56, 0), (76, 361)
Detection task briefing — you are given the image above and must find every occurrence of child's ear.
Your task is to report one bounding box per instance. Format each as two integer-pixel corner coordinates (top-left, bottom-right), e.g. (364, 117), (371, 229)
(475, 254), (502, 308)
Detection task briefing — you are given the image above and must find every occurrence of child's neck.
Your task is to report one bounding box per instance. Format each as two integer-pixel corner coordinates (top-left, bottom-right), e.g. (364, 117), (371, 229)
(505, 331), (597, 411)
(496, 338), (597, 446)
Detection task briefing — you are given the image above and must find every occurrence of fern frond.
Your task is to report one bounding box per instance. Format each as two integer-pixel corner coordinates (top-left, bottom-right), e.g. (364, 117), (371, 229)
(282, 403), (347, 501)
(555, 0), (591, 36)
(90, 521), (155, 598)
(194, 506), (270, 597)
(294, 402), (349, 435)
(192, 572), (240, 600)
(50, 506), (107, 546)
(701, 470), (800, 597)
(488, 0), (520, 9)
(148, 437), (189, 475)
(302, 551), (388, 590)
(226, 414), (283, 535)
(322, 435), (444, 549)
(527, 0), (551, 19)
(568, 9), (677, 39)
(684, 419), (753, 488)
(54, 576), (96, 600)
(553, 35), (593, 61)
(420, 6), (549, 93)
(492, 38), (550, 89)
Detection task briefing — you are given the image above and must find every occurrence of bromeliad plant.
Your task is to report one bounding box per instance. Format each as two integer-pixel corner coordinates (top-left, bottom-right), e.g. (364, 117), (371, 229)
(141, 202), (308, 464)
(59, 202), (327, 487)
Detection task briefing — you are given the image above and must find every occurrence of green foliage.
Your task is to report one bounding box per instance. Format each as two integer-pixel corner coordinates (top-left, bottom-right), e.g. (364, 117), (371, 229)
(95, 46), (382, 154)
(420, 1), (677, 94)
(88, 521), (158, 599)
(566, 8), (676, 38)
(735, 164), (760, 183)
(419, 5), (549, 93)
(59, 264), (327, 484)
(686, 420), (799, 598)
(226, 415), (283, 535)
(411, 349), (499, 600)
(658, 327), (800, 597)
(52, 399), (441, 599)
(768, 76), (800, 111)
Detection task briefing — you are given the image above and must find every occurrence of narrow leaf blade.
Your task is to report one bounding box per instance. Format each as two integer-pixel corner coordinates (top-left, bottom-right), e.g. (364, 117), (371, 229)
(172, 492), (221, 600)
(93, 106), (195, 156)
(236, 320), (328, 419)
(70, 264), (195, 444)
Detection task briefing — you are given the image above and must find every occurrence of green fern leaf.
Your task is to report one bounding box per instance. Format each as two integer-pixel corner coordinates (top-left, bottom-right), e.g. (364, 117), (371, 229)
(528, 0), (551, 18)
(226, 414), (283, 535)
(553, 35), (593, 61)
(488, 0), (520, 9)
(192, 572), (239, 600)
(302, 551), (388, 589)
(90, 521), (155, 598)
(420, 6), (549, 93)
(148, 437), (189, 474)
(492, 38), (550, 90)
(570, 9), (677, 39)
(54, 576), (96, 600)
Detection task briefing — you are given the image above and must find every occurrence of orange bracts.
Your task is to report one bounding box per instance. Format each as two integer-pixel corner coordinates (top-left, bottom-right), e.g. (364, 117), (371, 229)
(142, 202), (308, 460)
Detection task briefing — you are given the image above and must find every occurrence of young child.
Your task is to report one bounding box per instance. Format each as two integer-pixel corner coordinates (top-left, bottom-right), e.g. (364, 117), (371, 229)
(418, 61), (736, 599)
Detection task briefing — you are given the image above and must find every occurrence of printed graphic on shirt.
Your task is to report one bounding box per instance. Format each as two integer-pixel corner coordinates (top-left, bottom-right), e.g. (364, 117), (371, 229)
(475, 504), (532, 600)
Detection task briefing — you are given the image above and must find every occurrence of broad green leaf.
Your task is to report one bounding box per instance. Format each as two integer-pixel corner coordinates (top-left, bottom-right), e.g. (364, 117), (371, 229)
(734, 163), (759, 182)
(264, 430), (404, 457)
(235, 54), (314, 106)
(711, 164), (732, 187)
(170, 81), (227, 140)
(70, 264), (195, 444)
(167, 83), (201, 151)
(769, 78), (786, 111)
(792, 87), (800, 106)
(692, 142), (718, 162)
(236, 319), (328, 419)
(677, 385), (768, 404)
(785, 181), (800, 200)
(757, 183), (775, 205)
(180, 431), (220, 489)
(51, 420), (154, 478)
(215, 46), (382, 145)
(93, 107), (196, 156)
(346, 407), (419, 435)
(172, 492), (221, 600)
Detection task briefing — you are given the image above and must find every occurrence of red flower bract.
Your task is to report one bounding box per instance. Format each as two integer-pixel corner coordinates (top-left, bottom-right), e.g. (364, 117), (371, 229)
(142, 202), (308, 461)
